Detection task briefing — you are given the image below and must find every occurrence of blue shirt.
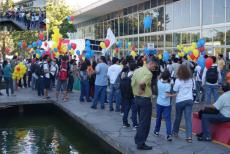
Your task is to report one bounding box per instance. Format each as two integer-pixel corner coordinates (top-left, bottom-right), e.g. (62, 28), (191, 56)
(95, 63), (108, 86)
(157, 80), (171, 106)
(3, 64), (12, 78)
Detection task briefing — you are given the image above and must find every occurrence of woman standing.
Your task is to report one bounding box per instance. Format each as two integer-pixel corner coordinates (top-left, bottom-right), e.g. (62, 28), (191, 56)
(79, 62), (91, 102)
(172, 64), (194, 142)
(3, 60), (15, 96)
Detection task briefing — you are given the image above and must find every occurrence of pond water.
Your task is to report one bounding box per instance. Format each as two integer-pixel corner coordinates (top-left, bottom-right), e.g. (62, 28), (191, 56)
(0, 21), (22, 31)
(0, 104), (120, 154)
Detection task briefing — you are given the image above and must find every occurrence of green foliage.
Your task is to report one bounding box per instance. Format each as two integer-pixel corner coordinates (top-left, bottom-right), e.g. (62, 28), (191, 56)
(59, 19), (77, 38)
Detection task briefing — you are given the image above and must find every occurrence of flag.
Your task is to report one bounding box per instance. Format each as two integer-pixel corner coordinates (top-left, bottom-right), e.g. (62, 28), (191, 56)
(106, 28), (116, 49)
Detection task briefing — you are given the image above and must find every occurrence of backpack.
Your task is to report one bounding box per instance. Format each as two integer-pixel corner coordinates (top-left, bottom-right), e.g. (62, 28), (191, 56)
(35, 63), (44, 76)
(206, 66), (218, 84)
(58, 61), (68, 80)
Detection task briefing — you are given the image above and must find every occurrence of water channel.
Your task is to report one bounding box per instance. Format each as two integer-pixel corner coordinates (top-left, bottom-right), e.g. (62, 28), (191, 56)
(0, 104), (120, 154)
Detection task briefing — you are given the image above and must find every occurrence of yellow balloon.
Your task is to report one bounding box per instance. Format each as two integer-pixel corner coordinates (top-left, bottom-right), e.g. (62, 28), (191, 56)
(193, 49), (199, 58)
(158, 54), (162, 60)
(191, 42), (197, 49)
(100, 42), (106, 49)
(82, 56), (86, 61)
(131, 51), (137, 58)
(15, 52), (18, 56)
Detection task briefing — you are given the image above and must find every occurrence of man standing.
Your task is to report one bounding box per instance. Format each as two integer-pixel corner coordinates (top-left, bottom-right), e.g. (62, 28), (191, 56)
(107, 57), (122, 112)
(91, 56), (108, 109)
(43, 56), (50, 99)
(132, 58), (156, 150)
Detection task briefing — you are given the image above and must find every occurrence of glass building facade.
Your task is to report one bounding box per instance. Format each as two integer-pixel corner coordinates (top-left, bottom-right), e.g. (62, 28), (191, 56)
(76, 0), (230, 59)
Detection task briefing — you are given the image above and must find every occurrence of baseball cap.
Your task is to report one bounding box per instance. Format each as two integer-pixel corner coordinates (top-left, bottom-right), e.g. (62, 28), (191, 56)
(226, 72), (230, 84)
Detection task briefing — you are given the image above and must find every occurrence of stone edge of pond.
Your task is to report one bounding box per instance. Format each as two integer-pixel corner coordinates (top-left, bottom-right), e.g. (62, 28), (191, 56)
(53, 102), (134, 154)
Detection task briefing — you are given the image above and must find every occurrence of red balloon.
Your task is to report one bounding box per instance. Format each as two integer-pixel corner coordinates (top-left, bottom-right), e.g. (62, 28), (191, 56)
(39, 33), (44, 40)
(71, 43), (77, 50)
(190, 53), (195, 60)
(199, 46), (205, 52)
(115, 47), (119, 53)
(70, 16), (74, 21)
(205, 57), (213, 69)
(104, 39), (110, 48)
(44, 42), (48, 47)
(22, 42), (27, 48)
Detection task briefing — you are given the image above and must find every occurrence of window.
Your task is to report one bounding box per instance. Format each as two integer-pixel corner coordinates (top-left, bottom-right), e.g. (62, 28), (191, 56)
(151, 35), (157, 48)
(144, 1), (150, 10)
(124, 16), (129, 35)
(181, 0), (190, 28)
(165, 33), (173, 47)
(145, 36), (151, 44)
(213, 27), (225, 46)
(159, 0), (165, 6)
(227, 27), (230, 45)
(202, 29), (213, 46)
(114, 19), (118, 37)
(227, 0), (230, 22)
(119, 17), (124, 36)
(202, 0), (212, 25)
(173, 32), (181, 47)
(165, 3), (173, 30)
(158, 7), (164, 31)
(190, 0), (200, 26)
(151, 9), (158, 32)
(151, 0), (158, 8)
(139, 37), (145, 48)
(139, 12), (144, 33)
(173, 0), (182, 29)
(213, 0), (225, 24)
(191, 30), (200, 43)
(157, 35), (164, 48)
(128, 15), (133, 35)
(103, 22), (107, 38)
(133, 13), (138, 34)
(181, 32), (190, 44)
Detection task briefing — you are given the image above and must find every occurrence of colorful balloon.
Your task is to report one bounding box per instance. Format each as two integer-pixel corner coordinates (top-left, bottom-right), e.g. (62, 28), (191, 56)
(205, 57), (213, 69)
(39, 33), (44, 40)
(144, 16), (152, 29)
(193, 49), (199, 58)
(104, 39), (110, 48)
(163, 51), (170, 62)
(71, 43), (77, 50)
(100, 42), (106, 49)
(76, 50), (80, 56)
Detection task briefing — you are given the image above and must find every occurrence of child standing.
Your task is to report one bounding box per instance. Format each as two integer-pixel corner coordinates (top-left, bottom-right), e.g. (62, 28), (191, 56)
(153, 70), (173, 141)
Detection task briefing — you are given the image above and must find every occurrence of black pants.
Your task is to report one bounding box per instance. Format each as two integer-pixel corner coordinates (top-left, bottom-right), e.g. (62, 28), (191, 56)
(67, 75), (74, 92)
(134, 96), (152, 146)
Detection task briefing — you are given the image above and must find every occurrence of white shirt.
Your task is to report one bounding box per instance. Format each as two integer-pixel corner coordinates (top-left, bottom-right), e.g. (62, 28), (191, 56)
(213, 91), (230, 118)
(43, 62), (50, 78)
(173, 79), (194, 103)
(195, 65), (202, 81)
(107, 64), (122, 84)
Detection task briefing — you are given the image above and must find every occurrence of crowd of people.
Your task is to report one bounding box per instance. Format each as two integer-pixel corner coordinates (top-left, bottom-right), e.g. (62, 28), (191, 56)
(0, 7), (46, 30)
(0, 53), (230, 150)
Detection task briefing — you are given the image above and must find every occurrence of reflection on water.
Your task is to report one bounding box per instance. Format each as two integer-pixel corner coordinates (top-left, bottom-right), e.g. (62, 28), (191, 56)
(0, 104), (118, 154)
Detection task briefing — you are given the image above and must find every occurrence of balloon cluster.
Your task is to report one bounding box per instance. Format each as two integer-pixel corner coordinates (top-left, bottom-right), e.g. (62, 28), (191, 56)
(12, 62), (27, 80)
(177, 38), (206, 61)
(100, 39), (110, 49)
(67, 16), (74, 24)
(144, 47), (157, 56)
(84, 40), (94, 59)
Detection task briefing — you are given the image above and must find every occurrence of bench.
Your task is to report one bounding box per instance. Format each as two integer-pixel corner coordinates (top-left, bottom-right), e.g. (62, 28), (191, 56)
(192, 112), (230, 145)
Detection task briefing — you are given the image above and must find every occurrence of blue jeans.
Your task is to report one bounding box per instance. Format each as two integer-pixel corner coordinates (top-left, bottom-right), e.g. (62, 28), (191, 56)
(195, 81), (202, 102)
(154, 104), (172, 136)
(37, 77), (44, 96)
(122, 99), (138, 126)
(201, 113), (230, 138)
(80, 80), (90, 101)
(91, 85), (107, 109)
(173, 100), (193, 138)
(205, 84), (219, 105)
(4, 77), (14, 95)
(109, 84), (121, 111)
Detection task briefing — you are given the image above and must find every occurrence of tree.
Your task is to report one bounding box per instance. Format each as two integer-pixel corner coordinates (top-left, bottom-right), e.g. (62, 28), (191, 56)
(59, 19), (77, 38)
(46, 0), (72, 31)
(0, 31), (14, 60)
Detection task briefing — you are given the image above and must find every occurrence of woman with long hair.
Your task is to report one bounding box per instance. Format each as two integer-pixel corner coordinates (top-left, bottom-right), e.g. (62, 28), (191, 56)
(172, 64), (194, 143)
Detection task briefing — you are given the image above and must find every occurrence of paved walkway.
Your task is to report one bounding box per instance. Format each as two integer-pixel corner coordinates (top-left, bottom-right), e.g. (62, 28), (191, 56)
(0, 89), (229, 154)
(0, 18), (26, 30)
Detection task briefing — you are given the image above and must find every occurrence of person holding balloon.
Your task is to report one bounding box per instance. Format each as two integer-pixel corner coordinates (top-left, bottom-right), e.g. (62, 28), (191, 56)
(202, 56), (222, 105)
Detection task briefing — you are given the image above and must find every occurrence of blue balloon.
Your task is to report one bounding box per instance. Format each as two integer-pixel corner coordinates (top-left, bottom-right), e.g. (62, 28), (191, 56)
(197, 55), (205, 69)
(53, 48), (58, 52)
(116, 40), (122, 48)
(37, 40), (42, 47)
(76, 50), (80, 56)
(68, 44), (72, 50)
(32, 42), (37, 48)
(85, 52), (91, 59)
(144, 48), (150, 55)
(36, 49), (40, 53)
(85, 46), (91, 52)
(28, 45), (32, 49)
(85, 40), (91, 47)
(198, 38), (205, 47)
(163, 51), (170, 62)
(144, 16), (152, 29)
(67, 16), (71, 21)
(18, 41), (22, 47)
